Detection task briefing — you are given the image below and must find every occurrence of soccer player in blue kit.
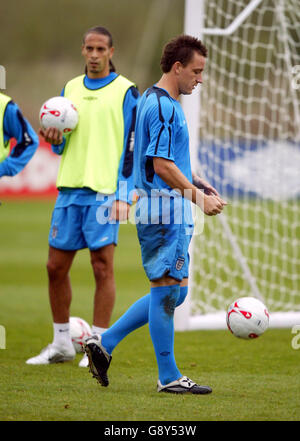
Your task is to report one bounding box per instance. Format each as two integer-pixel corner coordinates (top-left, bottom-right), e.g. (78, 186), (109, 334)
(85, 35), (227, 394)
(0, 92), (38, 179)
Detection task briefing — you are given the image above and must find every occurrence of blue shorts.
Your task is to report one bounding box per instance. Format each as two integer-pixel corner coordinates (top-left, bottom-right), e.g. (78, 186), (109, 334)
(49, 204), (119, 251)
(136, 221), (193, 282)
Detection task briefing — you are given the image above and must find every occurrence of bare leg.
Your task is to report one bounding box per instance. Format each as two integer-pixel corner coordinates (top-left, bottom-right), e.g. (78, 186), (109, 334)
(46, 246), (76, 323)
(90, 244), (116, 328)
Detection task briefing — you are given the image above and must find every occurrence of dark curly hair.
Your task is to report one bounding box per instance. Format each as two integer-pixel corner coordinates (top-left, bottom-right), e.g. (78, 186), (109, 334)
(160, 34), (207, 73)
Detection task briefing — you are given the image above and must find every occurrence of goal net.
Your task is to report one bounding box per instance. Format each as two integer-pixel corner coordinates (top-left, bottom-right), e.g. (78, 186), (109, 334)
(175, 0), (300, 330)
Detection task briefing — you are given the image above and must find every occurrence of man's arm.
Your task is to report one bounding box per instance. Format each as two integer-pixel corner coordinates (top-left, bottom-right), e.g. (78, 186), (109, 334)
(192, 172), (220, 196)
(153, 157), (227, 216)
(0, 102), (39, 177)
(111, 86), (140, 221)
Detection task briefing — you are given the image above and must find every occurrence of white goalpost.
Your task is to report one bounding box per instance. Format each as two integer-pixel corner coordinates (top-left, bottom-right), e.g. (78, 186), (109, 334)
(175, 0), (300, 331)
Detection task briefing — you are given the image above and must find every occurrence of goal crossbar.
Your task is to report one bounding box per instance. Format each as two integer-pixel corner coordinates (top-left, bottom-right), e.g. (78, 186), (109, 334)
(202, 0), (263, 36)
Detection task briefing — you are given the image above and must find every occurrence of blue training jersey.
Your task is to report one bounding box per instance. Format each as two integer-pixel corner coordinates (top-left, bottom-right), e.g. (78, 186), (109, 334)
(0, 101), (38, 177)
(52, 72), (139, 207)
(133, 85), (192, 198)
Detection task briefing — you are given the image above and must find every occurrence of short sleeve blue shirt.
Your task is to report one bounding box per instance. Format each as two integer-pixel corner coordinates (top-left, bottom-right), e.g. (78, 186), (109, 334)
(134, 86), (192, 196)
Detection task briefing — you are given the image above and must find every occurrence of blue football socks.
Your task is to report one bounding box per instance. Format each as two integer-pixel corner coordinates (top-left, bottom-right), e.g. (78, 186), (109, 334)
(101, 286), (188, 359)
(148, 285), (181, 385)
(101, 294), (150, 355)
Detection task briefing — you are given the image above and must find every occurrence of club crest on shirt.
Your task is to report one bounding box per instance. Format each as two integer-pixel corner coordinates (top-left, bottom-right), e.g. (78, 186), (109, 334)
(175, 256), (185, 271)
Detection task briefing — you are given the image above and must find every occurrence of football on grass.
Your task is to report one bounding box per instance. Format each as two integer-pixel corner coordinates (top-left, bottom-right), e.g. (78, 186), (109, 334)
(70, 316), (92, 353)
(39, 96), (78, 134)
(226, 297), (269, 339)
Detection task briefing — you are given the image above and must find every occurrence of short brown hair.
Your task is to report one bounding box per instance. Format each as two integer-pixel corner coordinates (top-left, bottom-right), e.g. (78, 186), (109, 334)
(160, 34), (207, 73)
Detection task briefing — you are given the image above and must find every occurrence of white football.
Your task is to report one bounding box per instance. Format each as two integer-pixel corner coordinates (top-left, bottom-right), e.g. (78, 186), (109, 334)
(226, 297), (269, 339)
(69, 316), (92, 353)
(39, 96), (78, 134)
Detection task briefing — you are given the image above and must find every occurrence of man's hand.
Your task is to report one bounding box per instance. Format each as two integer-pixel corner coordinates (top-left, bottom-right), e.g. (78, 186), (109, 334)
(110, 200), (131, 222)
(192, 173), (227, 215)
(39, 127), (63, 145)
(199, 193), (227, 216)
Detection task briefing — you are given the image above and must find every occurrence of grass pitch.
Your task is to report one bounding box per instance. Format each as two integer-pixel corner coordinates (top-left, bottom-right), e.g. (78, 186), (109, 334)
(0, 200), (299, 421)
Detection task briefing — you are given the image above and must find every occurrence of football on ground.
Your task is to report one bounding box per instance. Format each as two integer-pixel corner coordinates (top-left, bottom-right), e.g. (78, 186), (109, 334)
(39, 96), (79, 134)
(226, 297), (269, 339)
(70, 316), (92, 353)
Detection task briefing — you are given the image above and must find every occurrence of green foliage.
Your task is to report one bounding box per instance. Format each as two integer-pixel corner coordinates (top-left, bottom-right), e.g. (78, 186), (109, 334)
(0, 200), (299, 421)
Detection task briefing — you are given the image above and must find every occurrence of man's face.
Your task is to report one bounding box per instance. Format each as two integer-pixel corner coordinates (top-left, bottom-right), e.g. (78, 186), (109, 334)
(82, 33), (114, 78)
(176, 52), (206, 95)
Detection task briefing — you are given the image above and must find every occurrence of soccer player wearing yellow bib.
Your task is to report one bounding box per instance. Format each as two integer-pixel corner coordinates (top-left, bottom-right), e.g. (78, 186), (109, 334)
(26, 27), (139, 367)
